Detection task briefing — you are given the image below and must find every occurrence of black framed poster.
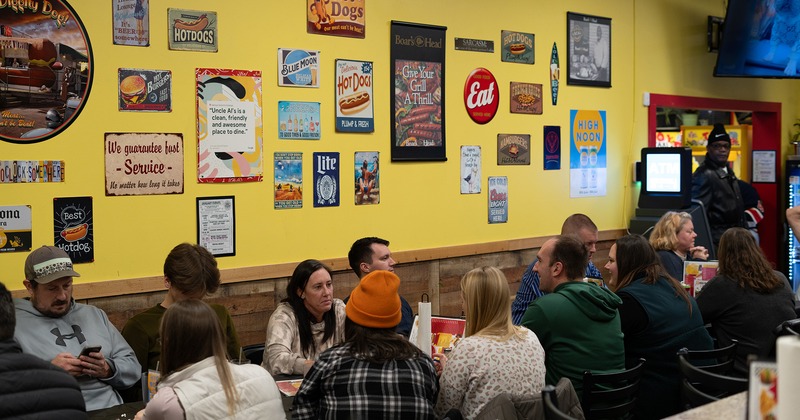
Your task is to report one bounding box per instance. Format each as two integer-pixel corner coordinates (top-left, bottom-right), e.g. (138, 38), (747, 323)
(567, 12), (611, 87)
(390, 21), (447, 161)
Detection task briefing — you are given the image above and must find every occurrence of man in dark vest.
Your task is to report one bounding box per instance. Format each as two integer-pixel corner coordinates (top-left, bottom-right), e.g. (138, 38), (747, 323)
(691, 123), (745, 248)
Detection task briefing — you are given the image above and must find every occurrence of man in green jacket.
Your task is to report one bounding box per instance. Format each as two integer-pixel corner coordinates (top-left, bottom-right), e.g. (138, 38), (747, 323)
(521, 235), (624, 399)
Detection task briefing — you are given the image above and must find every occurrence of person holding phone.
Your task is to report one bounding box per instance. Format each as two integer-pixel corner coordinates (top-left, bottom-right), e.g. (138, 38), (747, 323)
(14, 246), (141, 411)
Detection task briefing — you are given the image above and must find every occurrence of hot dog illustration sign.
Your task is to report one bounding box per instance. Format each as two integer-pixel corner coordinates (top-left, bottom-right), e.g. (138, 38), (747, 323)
(306, 0), (365, 39)
(463, 68), (498, 124)
(335, 59), (373, 132)
(501, 30), (534, 64)
(390, 21), (446, 161)
(53, 196), (93, 263)
(168, 9), (217, 52)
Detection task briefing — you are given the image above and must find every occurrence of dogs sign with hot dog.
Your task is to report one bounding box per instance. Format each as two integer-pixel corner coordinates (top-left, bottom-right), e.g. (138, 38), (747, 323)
(168, 9), (217, 52)
(335, 59), (373, 132)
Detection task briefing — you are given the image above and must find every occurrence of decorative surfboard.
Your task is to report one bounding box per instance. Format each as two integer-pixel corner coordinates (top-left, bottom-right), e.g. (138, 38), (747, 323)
(550, 42), (559, 106)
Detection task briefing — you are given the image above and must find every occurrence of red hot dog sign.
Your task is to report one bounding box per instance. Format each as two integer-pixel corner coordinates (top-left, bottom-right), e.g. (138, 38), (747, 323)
(464, 68), (498, 124)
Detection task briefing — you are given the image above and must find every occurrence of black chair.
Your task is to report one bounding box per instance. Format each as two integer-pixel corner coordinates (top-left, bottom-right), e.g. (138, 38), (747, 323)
(677, 340), (737, 374)
(542, 385), (580, 420)
(242, 343), (265, 366)
(581, 358), (645, 420)
(774, 318), (800, 337)
(677, 345), (748, 409)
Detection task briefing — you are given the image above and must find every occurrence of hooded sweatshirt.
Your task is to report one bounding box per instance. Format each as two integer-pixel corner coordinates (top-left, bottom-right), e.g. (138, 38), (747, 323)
(521, 281), (624, 398)
(14, 298), (141, 411)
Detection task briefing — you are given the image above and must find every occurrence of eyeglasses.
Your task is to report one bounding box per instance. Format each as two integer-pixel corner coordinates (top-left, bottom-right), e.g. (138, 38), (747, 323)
(709, 143), (731, 151)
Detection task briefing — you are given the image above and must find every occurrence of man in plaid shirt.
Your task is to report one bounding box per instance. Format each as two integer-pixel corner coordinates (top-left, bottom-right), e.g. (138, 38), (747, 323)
(293, 270), (439, 419)
(511, 214), (603, 325)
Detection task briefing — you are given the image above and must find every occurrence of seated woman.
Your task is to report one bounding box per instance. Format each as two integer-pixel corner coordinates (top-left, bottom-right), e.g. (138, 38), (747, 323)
(264, 259), (345, 375)
(122, 243), (240, 399)
(435, 266), (546, 418)
(605, 235), (713, 419)
(697, 228), (797, 375)
(649, 211), (709, 282)
(292, 270), (438, 419)
(135, 300), (284, 420)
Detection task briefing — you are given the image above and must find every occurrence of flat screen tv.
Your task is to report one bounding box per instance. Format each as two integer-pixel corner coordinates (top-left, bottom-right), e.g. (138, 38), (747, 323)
(714, 0), (800, 78)
(638, 147), (693, 209)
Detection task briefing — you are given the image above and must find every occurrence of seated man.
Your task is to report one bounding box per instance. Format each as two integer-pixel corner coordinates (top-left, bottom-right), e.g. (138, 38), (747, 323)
(14, 246), (141, 411)
(521, 235), (624, 398)
(347, 237), (414, 336)
(511, 214), (602, 325)
(0, 280), (87, 419)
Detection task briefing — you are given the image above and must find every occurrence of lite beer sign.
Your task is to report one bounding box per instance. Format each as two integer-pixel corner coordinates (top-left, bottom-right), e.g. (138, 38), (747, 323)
(463, 68), (498, 124)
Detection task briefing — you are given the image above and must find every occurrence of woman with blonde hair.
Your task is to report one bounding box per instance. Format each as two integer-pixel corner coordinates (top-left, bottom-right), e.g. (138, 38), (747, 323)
(435, 266), (545, 418)
(135, 300), (284, 420)
(697, 228), (796, 375)
(649, 211), (709, 281)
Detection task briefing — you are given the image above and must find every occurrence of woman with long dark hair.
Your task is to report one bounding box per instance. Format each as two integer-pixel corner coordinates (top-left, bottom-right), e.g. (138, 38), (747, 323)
(264, 259), (345, 375)
(435, 266), (545, 418)
(697, 228), (796, 374)
(292, 270), (438, 419)
(605, 234), (712, 419)
(135, 300), (283, 420)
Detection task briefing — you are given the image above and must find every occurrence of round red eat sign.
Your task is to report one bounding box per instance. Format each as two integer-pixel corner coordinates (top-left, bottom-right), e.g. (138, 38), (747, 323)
(463, 68), (499, 124)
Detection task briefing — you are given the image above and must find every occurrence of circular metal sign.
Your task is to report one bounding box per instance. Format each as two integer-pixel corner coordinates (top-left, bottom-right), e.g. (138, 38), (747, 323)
(0, 0), (93, 144)
(463, 67), (498, 124)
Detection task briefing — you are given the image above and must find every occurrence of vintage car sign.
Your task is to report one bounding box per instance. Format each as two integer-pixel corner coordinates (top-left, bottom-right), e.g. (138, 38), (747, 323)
(463, 68), (498, 124)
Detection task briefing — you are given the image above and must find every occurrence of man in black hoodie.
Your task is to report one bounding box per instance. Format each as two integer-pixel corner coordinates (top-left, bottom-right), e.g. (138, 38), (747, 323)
(691, 123), (745, 248)
(0, 281), (87, 419)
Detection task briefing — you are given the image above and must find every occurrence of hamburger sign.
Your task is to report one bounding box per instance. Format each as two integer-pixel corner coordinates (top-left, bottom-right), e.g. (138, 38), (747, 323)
(118, 69), (172, 112)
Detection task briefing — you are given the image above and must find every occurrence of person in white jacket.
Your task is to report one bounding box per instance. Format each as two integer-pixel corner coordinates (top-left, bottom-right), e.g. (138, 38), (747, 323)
(135, 300), (284, 420)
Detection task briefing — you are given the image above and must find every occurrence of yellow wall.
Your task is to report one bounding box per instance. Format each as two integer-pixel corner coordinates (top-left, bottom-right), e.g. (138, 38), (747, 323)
(1, 0), (797, 291)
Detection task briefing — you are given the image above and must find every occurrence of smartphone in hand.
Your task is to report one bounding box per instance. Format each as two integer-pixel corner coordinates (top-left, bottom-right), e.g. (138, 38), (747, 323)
(79, 345), (102, 358)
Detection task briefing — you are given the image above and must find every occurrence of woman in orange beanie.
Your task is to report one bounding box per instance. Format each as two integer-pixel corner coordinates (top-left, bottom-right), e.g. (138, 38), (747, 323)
(293, 270), (439, 419)
(435, 266), (546, 418)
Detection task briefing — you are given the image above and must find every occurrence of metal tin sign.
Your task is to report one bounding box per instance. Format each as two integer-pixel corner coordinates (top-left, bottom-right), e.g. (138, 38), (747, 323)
(278, 101), (321, 139)
(313, 152), (340, 207)
(113, 0), (149, 46)
(104, 133), (184, 196)
(306, 0), (365, 38)
(464, 68), (498, 124)
(488, 176), (508, 224)
(0, 160), (64, 183)
(544, 125), (561, 170)
(455, 38), (494, 53)
(118, 68), (171, 112)
(274, 152), (303, 209)
(168, 9), (217, 52)
(501, 30), (534, 64)
(509, 82), (542, 115)
(278, 49), (319, 87)
(335, 59), (373, 132)
(550, 43), (560, 106)
(497, 134), (531, 165)
(0, 0), (93, 144)
(460, 146), (481, 194)
(0, 205), (32, 252)
(53, 196), (93, 263)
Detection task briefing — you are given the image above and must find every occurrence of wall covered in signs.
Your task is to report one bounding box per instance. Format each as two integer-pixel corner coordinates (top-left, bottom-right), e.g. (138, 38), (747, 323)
(0, 0), (798, 291)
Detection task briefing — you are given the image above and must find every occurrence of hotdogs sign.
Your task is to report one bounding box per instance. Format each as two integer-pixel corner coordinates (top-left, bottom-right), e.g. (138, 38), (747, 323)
(336, 59), (373, 132)
(168, 9), (217, 52)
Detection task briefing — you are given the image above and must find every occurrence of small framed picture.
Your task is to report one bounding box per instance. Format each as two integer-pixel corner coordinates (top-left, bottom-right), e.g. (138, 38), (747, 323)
(567, 12), (611, 87)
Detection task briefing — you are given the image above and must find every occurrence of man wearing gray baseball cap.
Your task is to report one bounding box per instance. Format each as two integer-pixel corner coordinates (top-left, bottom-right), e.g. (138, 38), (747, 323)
(14, 245), (141, 411)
